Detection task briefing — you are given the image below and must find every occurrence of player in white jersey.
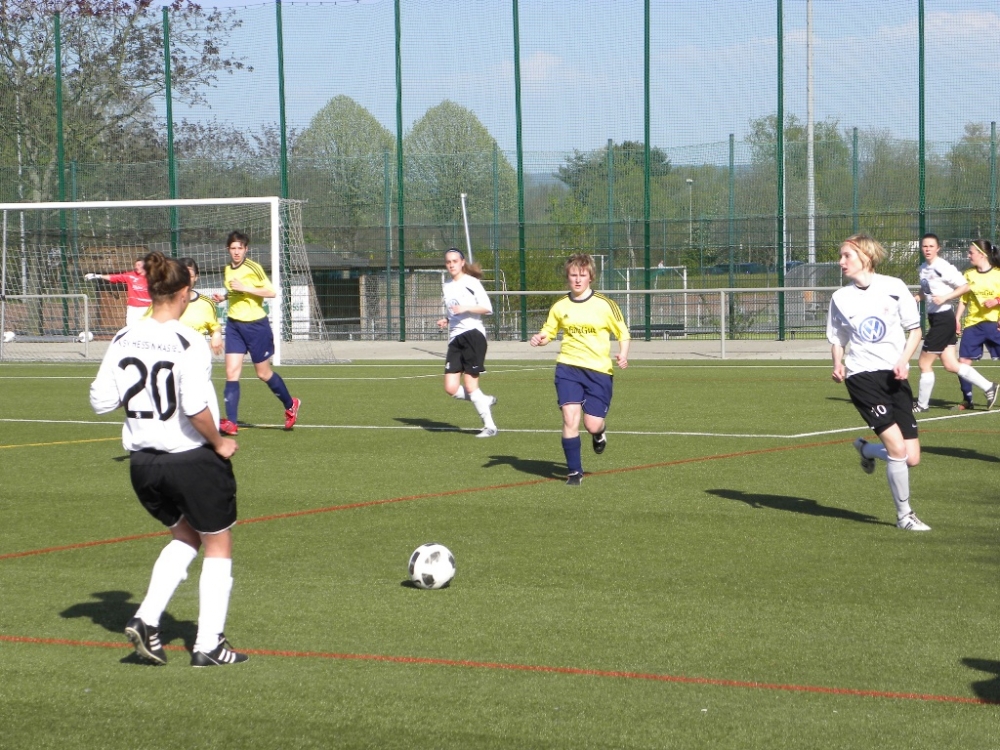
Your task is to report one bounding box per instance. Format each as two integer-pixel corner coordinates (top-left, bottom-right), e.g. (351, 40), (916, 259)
(90, 251), (248, 666)
(827, 234), (930, 531)
(436, 248), (497, 437)
(911, 233), (996, 412)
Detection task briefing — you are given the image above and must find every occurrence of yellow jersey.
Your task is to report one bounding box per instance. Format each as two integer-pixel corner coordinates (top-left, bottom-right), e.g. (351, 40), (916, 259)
(141, 292), (220, 337)
(539, 291), (630, 375)
(960, 266), (1000, 327)
(224, 258), (273, 322)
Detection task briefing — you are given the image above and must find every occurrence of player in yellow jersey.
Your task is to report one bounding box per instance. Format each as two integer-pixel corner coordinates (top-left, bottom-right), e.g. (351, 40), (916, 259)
(954, 239), (1000, 410)
(212, 231), (300, 434)
(530, 253), (630, 486)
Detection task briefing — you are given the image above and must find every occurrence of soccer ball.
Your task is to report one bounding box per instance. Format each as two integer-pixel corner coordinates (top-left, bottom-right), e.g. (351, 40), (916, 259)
(408, 543), (455, 590)
(2, 330), (14, 343)
(77, 331), (94, 343)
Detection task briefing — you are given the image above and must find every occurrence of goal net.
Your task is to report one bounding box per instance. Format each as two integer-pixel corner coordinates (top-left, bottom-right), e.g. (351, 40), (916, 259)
(0, 197), (339, 364)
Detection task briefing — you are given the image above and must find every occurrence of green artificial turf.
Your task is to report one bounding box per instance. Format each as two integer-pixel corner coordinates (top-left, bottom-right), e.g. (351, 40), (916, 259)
(1, 360), (998, 749)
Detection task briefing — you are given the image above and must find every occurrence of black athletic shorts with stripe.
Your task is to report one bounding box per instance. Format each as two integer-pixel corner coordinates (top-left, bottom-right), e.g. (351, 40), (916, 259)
(130, 445), (237, 534)
(844, 370), (918, 440)
(444, 329), (488, 377)
(922, 310), (957, 354)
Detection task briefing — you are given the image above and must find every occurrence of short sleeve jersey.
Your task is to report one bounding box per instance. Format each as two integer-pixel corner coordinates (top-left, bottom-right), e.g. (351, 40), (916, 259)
(827, 273), (921, 377)
(89, 317), (220, 453)
(918, 256), (966, 314)
(224, 258), (273, 323)
(442, 274), (492, 342)
(539, 291), (630, 376)
(960, 266), (1000, 327)
(106, 271), (151, 307)
(181, 292), (222, 336)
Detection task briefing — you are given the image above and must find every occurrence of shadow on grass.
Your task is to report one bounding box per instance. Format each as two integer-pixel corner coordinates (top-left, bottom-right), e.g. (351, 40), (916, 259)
(707, 489), (892, 526)
(60, 590), (197, 656)
(962, 658), (1000, 703)
(394, 416), (463, 433)
(921, 446), (1000, 464)
(483, 454), (565, 479)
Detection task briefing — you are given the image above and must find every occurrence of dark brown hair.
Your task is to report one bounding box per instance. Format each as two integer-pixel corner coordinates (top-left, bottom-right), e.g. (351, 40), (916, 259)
(143, 251), (189, 302)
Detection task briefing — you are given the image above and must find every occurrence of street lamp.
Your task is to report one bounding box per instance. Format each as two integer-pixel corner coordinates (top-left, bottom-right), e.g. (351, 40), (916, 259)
(686, 178), (694, 247)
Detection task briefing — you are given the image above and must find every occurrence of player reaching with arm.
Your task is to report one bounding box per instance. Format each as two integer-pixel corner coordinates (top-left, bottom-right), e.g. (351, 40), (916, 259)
(827, 234), (929, 531)
(85, 258), (150, 327)
(436, 248), (498, 437)
(212, 231), (300, 435)
(953, 239), (1000, 411)
(529, 253), (630, 486)
(89, 250), (248, 666)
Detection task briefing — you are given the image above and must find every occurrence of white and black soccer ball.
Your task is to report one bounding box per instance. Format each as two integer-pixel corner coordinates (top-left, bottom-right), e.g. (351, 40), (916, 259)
(77, 331), (94, 343)
(408, 543), (455, 590)
(2, 330), (15, 343)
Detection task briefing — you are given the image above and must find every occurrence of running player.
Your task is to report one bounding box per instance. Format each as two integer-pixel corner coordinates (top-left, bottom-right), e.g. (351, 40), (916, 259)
(89, 250), (248, 666)
(212, 231), (300, 434)
(436, 248), (498, 437)
(954, 239), (1000, 410)
(529, 253), (630, 486)
(827, 234), (929, 531)
(85, 258), (150, 327)
(912, 233), (997, 412)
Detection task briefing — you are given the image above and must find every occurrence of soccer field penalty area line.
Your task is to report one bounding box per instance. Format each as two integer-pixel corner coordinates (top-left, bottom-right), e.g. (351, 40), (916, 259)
(0, 633), (994, 707)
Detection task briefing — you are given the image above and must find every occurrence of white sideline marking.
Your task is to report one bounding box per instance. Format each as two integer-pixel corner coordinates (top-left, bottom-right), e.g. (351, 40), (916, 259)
(2, 409), (995, 440)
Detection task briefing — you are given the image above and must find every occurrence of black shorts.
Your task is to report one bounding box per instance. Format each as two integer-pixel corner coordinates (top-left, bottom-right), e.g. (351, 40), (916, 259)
(129, 445), (237, 534)
(444, 329), (488, 377)
(922, 310), (957, 353)
(844, 370), (918, 440)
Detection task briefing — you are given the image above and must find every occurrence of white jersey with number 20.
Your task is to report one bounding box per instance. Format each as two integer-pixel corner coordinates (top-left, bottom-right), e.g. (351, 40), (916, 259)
(90, 318), (220, 453)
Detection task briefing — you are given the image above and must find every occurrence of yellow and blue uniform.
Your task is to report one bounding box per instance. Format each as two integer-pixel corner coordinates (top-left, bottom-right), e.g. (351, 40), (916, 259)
(181, 292), (222, 337)
(539, 291), (630, 375)
(224, 258), (272, 323)
(960, 266), (1000, 327)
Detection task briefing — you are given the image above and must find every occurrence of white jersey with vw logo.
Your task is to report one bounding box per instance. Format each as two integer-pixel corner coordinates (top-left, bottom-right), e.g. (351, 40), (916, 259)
(827, 274), (921, 377)
(90, 318), (220, 453)
(442, 275), (492, 343)
(918, 255), (966, 314)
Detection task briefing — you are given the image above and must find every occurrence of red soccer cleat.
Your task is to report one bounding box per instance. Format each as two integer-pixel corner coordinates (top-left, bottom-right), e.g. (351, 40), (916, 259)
(219, 419), (238, 436)
(284, 398), (301, 430)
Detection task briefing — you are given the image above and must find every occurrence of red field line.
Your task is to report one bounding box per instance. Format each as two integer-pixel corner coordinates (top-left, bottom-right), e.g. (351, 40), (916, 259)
(0, 438), (846, 561)
(1, 633), (994, 706)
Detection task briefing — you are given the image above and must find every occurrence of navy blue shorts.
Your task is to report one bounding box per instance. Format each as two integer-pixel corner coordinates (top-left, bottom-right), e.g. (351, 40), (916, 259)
(958, 320), (1000, 361)
(225, 317), (274, 363)
(554, 363), (613, 418)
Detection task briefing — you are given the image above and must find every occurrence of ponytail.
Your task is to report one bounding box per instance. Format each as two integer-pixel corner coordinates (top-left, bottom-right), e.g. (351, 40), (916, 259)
(143, 251), (189, 302)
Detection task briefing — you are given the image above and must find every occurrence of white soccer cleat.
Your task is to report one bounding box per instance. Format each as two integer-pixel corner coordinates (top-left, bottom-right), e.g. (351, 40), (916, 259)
(897, 512), (931, 532)
(853, 437), (876, 475)
(476, 427), (498, 438)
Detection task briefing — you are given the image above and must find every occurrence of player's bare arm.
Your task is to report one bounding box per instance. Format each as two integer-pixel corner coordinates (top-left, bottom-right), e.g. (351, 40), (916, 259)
(189, 407), (238, 458)
(530, 332), (550, 347)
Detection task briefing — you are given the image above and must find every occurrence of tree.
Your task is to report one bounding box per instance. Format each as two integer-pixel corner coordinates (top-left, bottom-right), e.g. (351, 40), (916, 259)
(0, 0), (249, 202)
(294, 95), (394, 252)
(403, 100), (516, 248)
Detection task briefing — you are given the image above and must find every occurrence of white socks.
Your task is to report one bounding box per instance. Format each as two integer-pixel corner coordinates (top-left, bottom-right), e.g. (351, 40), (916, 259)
(958, 363), (992, 392)
(469, 388), (496, 430)
(135, 539), (198, 628)
(859, 441), (888, 462)
(916, 371), (935, 408)
(451, 385), (469, 400)
(885, 456), (912, 518)
(194, 557), (234, 654)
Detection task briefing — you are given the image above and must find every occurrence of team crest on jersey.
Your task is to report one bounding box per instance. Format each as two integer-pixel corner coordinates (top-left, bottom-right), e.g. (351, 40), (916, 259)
(858, 316), (887, 343)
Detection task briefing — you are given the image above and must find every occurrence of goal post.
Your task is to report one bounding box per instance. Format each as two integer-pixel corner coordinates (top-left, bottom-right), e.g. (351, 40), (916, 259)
(0, 197), (337, 364)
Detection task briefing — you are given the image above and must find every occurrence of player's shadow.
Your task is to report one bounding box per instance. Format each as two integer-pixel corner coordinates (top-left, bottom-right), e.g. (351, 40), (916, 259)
(483, 454), (565, 479)
(394, 416), (463, 433)
(921, 446), (1000, 464)
(962, 658), (1000, 703)
(707, 489), (891, 526)
(59, 590), (197, 661)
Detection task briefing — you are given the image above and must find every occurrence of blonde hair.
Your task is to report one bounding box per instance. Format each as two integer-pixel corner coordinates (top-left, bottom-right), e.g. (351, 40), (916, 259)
(842, 233), (887, 271)
(564, 252), (596, 281)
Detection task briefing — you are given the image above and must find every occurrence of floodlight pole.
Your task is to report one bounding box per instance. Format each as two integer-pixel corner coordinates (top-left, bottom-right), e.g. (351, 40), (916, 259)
(686, 178), (694, 248)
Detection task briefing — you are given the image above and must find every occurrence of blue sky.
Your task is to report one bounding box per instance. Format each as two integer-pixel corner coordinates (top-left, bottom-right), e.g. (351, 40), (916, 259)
(172, 1), (1000, 162)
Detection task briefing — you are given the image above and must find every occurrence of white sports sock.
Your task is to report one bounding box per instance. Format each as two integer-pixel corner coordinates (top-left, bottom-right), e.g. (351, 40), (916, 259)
(194, 557), (234, 654)
(468, 388), (496, 430)
(957, 363), (992, 392)
(451, 385), (468, 400)
(135, 539), (198, 628)
(861, 441), (889, 462)
(916, 371), (935, 408)
(886, 456), (912, 518)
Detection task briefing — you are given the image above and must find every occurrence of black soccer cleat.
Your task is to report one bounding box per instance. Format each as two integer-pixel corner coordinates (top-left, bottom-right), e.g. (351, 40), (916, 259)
(592, 431), (607, 455)
(125, 617), (167, 665)
(190, 635), (249, 667)
(566, 471), (583, 487)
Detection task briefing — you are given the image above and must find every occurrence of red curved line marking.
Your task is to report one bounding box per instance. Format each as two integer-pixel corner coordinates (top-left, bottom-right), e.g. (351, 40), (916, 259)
(0, 634), (993, 706)
(0, 438), (849, 561)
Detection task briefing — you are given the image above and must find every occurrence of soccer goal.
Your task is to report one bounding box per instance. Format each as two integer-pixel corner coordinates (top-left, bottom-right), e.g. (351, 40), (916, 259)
(0, 197), (339, 364)
(610, 265), (689, 336)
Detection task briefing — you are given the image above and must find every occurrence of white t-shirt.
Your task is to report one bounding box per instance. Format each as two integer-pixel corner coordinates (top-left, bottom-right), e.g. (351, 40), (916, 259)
(90, 318), (220, 453)
(918, 256), (966, 314)
(442, 274), (492, 342)
(827, 274), (921, 377)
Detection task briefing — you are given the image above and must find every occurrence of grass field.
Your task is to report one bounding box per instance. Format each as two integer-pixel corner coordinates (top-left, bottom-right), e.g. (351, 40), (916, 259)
(1, 358), (999, 749)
